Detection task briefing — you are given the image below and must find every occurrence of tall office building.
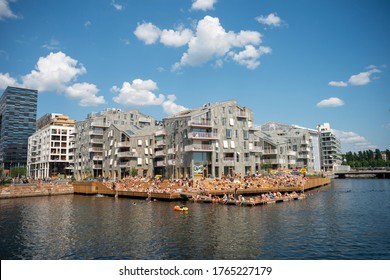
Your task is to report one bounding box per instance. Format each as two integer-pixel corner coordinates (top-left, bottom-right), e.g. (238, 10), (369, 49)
(317, 123), (342, 172)
(0, 86), (38, 170)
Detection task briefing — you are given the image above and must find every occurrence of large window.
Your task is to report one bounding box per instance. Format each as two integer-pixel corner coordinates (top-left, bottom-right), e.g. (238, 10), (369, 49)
(226, 128), (232, 139)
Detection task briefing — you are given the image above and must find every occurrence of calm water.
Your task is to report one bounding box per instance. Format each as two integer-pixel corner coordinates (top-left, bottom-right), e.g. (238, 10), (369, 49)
(1, 179), (389, 260)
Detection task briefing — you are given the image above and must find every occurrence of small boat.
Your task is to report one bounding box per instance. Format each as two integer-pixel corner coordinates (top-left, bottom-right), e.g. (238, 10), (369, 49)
(174, 205), (188, 211)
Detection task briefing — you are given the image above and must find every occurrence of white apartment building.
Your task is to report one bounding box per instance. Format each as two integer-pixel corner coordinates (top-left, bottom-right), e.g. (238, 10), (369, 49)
(317, 123), (342, 172)
(27, 114), (75, 179)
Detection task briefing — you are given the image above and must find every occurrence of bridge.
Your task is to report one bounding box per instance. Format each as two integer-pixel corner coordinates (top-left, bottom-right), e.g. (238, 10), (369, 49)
(334, 170), (390, 179)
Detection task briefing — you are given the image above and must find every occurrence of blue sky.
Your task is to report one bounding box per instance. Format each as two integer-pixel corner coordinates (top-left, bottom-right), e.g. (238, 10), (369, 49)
(0, 0), (389, 152)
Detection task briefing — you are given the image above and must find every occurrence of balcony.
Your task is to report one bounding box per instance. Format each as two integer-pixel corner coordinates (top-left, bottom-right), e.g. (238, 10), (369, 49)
(88, 147), (103, 152)
(223, 157), (235, 165)
(298, 153), (310, 159)
(236, 110), (248, 118)
(250, 147), (263, 153)
(188, 132), (218, 139)
(90, 138), (103, 144)
(301, 140), (309, 145)
(155, 130), (166, 136)
(92, 164), (102, 169)
(155, 160), (165, 167)
(119, 162), (131, 168)
(168, 159), (176, 166)
(118, 142), (131, 148)
(184, 144), (213, 152)
(91, 122), (108, 127)
(93, 155), (103, 161)
(155, 150), (166, 157)
(263, 149), (278, 155)
(168, 148), (175, 154)
(287, 151), (297, 156)
(118, 151), (138, 158)
(188, 120), (212, 127)
(156, 140), (165, 146)
(89, 130), (104, 135)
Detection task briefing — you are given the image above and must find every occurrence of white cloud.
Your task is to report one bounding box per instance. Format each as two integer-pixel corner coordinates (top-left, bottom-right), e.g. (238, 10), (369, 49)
(112, 78), (187, 115)
(162, 95), (188, 115)
(229, 45), (271, 70)
(191, 0), (217, 11)
(21, 51), (87, 92)
(328, 67), (382, 87)
(112, 79), (165, 106)
(256, 13), (282, 27)
(174, 16), (267, 70)
(134, 16), (269, 70)
(333, 129), (377, 152)
(316, 97), (344, 107)
(348, 68), (381, 86)
(65, 82), (105, 107)
(134, 22), (161, 45)
(0, 72), (19, 89)
(111, 0), (122, 11)
(160, 28), (193, 47)
(0, 0), (19, 20)
(328, 81), (348, 87)
(1, 51), (105, 107)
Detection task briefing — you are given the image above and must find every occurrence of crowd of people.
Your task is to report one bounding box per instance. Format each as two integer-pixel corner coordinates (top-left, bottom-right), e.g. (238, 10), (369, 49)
(101, 172), (308, 195)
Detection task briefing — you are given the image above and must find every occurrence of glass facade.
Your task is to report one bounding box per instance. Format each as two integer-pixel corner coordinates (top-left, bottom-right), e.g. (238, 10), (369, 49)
(0, 86), (38, 169)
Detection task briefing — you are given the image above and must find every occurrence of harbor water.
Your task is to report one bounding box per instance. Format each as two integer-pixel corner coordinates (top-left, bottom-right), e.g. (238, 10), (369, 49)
(1, 179), (389, 260)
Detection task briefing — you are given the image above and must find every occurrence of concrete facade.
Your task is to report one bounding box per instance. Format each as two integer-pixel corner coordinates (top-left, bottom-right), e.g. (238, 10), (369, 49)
(27, 114), (75, 179)
(163, 100), (261, 179)
(259, 122), (321, 173)
(73, 108), (156, 180)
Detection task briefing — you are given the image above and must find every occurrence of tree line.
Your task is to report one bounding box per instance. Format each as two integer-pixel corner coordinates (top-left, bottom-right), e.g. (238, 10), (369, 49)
(343, 149), (390, 168)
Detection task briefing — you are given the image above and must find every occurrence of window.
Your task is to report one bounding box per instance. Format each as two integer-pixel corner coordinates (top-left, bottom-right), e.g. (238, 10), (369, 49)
(226, 129), (231, 139)
(243, 130), (249, 140)
(222, 118), (226, 126)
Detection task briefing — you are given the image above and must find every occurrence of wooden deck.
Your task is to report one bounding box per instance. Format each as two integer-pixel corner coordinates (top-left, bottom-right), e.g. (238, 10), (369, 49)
(73, 177), (330, 202)
(191, 193), (306, 207)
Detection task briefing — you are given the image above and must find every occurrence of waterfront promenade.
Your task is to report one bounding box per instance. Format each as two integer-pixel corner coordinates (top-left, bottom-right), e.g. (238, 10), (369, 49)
(0, 175), (330, 201)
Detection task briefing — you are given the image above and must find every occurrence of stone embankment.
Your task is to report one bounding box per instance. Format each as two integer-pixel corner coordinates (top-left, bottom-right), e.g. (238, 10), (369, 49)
(0, 184), (74, 199)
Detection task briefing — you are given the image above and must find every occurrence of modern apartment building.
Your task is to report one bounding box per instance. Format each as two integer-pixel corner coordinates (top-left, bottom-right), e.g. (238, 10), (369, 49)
(27, 114), (75, 179)
(0, 86), (38, 170)
(73, 108), (156, 180)
(163, 100), (261, 179)
(317, 123), (342, 172)
(259, 122), (321, 172)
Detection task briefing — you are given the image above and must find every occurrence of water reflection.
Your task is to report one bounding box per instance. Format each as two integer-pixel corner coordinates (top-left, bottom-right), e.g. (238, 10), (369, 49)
(0, 179), (389, 260)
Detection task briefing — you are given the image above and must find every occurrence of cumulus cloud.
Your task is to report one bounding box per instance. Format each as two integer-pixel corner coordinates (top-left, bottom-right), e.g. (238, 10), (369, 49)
(21, 51), (87, 92)
(0, 0), (19, 20)
(171, 16), (267, 70)
(65, 82), (105, 107)
(329, 67), (382, 87)
(348, 68), (381, 86)
(162, 95), (188, 115)
(0, 72), (19, 89)
(160, 27), (193, 47)
(229, 45), (271, 70)
(111, 78), (187, 115)
(191, 0), (217, 11)
(328, 81), (348, 87)
(333, 129), (377, 152)
(0, 51), (105, 107)
(134, 22), (161, 45)
(256, 13), (282, 27)
(316, 97), (344, 107)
